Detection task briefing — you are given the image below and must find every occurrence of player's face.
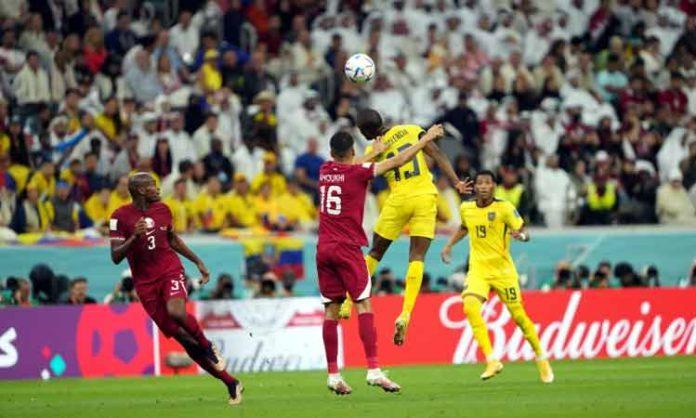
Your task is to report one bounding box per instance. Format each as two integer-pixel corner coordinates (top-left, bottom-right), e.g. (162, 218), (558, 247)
(475, 175), (496, 199)
(142, 179), (160, 202)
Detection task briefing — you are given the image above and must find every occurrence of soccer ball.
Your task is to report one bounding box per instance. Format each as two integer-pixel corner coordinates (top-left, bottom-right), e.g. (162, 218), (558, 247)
(344, 53), (376, 84)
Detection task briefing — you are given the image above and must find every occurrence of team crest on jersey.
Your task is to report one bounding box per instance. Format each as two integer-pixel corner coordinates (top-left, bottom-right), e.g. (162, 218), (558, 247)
(487, 212), (496, 221)
(144, 217), (155, 228)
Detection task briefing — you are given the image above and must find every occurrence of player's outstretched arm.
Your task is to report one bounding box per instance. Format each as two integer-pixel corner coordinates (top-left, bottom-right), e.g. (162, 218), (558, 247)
(375, 124), (443, 176)
(423, 139), (473, 195)
(441, 225), (469, 264)
(110, 217), (146, 264)
(354, 138), (387, 164)
(167, 230), (211, 284)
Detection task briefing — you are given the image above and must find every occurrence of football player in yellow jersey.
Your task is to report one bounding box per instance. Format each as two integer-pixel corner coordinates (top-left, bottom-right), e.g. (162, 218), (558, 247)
(441, 170), (554, 383)
(340, 108), (472, 346)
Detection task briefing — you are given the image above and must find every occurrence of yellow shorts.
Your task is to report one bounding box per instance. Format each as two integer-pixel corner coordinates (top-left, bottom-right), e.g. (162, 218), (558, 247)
(463, 274), (523, 305)
(374, 194), (437, 241)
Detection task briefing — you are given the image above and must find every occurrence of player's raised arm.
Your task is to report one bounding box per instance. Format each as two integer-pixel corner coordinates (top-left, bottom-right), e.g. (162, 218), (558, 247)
(423, 136), (473, 195)
(375, 124), (443, 176)
(167, 230), (211, 284)
(354, 138), (386, 164)
(441, 224), (469, 264)
(110, 217), (146, 264)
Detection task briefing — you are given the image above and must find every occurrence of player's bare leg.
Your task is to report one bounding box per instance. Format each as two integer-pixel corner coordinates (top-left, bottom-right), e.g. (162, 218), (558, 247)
(392, 236), (430, 346)
(339, 235), (391, 320)
(355, 298), (401, 393)
(323, 302), (352, 395)
(167, 297), (225, 370)
(173, 328), (243, 405)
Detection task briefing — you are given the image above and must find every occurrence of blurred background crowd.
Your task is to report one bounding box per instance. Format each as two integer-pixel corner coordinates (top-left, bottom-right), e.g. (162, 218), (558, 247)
(0, 0), (694, 242)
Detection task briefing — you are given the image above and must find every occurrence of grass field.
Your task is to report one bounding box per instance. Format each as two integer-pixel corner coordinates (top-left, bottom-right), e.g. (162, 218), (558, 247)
(2, 356), (695, 418)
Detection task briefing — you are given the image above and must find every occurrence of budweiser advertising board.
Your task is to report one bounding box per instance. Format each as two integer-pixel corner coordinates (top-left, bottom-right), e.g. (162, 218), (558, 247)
(341, 288), (696, 367)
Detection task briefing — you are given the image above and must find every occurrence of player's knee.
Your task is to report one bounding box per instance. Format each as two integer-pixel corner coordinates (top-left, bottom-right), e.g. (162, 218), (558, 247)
(462, 296), (482, 317)
(166, 305), (187, 323)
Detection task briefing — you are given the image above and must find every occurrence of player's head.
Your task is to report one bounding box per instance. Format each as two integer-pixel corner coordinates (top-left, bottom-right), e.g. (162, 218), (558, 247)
(330, 131), (355, 161)
(128, 172), (160, 203)
(356, 108), (384, 140)
(474, 170), (497, 200)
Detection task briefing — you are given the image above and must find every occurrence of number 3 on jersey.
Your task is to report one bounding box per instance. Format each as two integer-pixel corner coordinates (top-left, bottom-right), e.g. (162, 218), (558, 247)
(320, 185), (342, 215)
(147, 235), (156, 249)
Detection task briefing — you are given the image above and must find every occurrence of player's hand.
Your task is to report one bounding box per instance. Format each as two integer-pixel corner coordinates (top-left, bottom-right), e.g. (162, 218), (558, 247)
(455, 178), (474, 195)
(425, 124), (444, 140)
(197, 262), (210, 285)
(510, 230), (529, 242)
(134, 217), (147, 237)
(441, 245), (453, 264)
(372, 136), (386, 154)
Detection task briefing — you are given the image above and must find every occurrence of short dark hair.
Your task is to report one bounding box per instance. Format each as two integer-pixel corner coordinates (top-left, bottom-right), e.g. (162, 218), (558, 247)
(178, 159), (193, 173)
(26, 50), (39, 60)
(70, 277), (87, 288)
(330, 131), (354, 158)
(475, 170), (497, 183)
(174, 177), (186, 187)
(356, 108), (384, 140)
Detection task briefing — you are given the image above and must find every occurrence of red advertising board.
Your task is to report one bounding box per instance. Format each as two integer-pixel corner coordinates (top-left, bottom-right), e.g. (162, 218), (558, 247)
(341, 288), (696, 367)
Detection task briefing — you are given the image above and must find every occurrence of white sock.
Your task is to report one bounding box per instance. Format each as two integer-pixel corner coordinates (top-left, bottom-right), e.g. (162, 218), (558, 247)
(366, 368), (382, 379)
(328, 373), (342, 382)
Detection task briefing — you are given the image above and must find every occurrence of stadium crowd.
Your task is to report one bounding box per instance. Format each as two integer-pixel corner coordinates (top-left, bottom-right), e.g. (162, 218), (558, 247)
(0, 0), (694, 242)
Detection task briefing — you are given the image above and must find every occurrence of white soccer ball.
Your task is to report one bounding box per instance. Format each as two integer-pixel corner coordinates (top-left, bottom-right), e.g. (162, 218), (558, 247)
(344, 53), (376, 84)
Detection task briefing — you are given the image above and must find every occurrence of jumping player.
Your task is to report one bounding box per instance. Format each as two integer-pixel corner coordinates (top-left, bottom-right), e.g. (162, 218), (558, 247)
(441, 170), (554, 383)
(318, 124), (444, 395)
(109, 173), (243, 405)
(340, 108), (472, 346)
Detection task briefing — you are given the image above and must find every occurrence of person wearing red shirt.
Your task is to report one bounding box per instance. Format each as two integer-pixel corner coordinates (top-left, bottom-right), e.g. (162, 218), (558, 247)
(658, 72), (688, 116)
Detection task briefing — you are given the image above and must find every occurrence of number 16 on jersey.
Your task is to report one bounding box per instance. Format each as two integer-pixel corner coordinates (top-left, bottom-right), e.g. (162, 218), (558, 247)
(320, 185), (342, 215)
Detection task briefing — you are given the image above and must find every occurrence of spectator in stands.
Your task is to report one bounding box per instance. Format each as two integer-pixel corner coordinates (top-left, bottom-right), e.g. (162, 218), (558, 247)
(535, 155), (573, 227)
(107, 175), (131, 217)
(227, 173), (257, 228)
(26, 161), (55, 200)
(209, 273), (235, 300)
(169, 10), (200, 64)
(84, 187), (111, 230)
(152, 138), (174, 179)
(0, 166), (17, 241)
(193, 112), (224, 159)
(495, 167), (531, 220)
(581, 174), (618, 225)
(294, 138), (324, 199)
(552, 261), (575, 289)
(277, 178), (316, 231)
(194, 176), (228, 232)
(656, 168), (696, 224)
(256, 272), (278, 298)
(105, 11), (137, 59)
(203, 138), (233, 183)
(642, 265), (661, 287)
(125, 49), (162, 104)
(595, 54), (628, 103)
(13, 50), (50, 112)
(251, 152), (286, 195)
(614, 262), (644, 287)
(375, 268), (397, 296)
(164, 178), (194, 234)
(46, 181), (79, 233)
(63, 277), (96, 304)
(82, 27), (107, 75)
(103, 269), (139, 304)
(1, 277), (32, 306)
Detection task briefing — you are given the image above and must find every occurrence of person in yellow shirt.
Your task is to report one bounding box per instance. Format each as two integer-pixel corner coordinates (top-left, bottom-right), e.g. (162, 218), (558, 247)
(436, 175), (461, 228)
(253, 181), (282, 230)
(27, 161), (56, 199)
(94, 97), (121, 141)
(277, 178), (316, 230)
(193, 176), (228, 232)
(226, 173), (258, 228)
(164, 178), (194, 233)
(18, 186), (51, 233)
(59, 159), (82, 186)
(441, 170), (553, 383)
(84, 187), (111, 228)
(340, 109), (471, 347)
(251, 152), (286, 195)
(199, 49), (222, 93)
(107, 175), (132, 216)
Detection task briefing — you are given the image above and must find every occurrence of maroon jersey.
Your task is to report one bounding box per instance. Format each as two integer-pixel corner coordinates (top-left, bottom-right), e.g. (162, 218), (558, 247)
(317, 161), (375, 247)
(109, 202), (184, 287)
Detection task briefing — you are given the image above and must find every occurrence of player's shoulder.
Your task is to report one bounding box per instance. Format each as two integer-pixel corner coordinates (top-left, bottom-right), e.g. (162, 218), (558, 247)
(459, 198), (478, 210)
(111, 203), (134, 218)
(493, 199), (515, 212)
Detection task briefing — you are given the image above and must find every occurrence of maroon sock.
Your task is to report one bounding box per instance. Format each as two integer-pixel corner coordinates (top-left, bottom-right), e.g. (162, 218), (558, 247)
(322, 319), (339, 374)
(182, 314), (210, 349)
(358, 312), (379, 369)
(192, 352), (237, 386)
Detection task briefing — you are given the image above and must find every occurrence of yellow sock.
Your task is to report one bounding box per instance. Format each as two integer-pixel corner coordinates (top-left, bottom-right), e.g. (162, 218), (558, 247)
(463, 296), (493, 358)
(401, 260), (424, 316)
(365, 254), (379, 276)
(507, 302), (544, 358)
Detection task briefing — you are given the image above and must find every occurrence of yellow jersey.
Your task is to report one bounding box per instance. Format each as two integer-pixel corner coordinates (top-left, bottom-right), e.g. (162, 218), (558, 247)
(27, 173), (56, 199)
(366, 125), (437, 199)
(107, 191), (131, 217)
(84, 194), (110, 225)
(277, 191), (316, 224)
(164, 196), (193, 233)
(193, 192), (228, 231)
(226, 192), (258, 227)
(250, 172), (286, 196)
(460, 199), (524, 280)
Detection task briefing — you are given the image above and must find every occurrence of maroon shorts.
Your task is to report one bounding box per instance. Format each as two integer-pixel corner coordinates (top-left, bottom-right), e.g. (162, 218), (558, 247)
(136, 272), (187, 338)
(316, 242), (371, 303)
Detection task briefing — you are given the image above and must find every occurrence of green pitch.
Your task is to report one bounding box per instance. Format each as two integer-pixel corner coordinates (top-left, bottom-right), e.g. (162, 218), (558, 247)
(2, 356), (695, 418)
